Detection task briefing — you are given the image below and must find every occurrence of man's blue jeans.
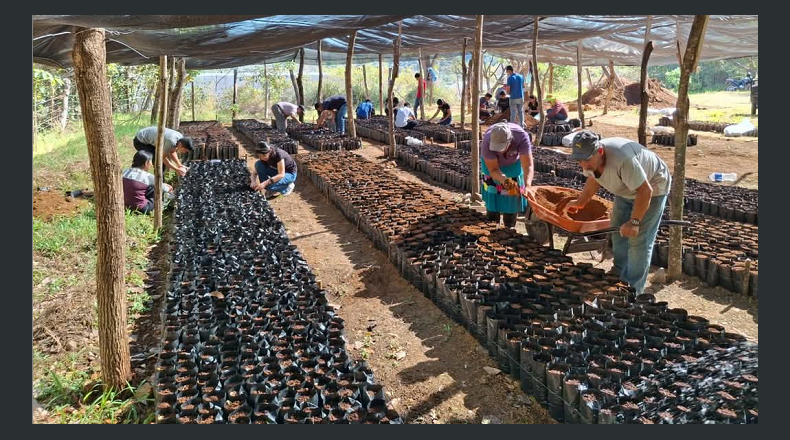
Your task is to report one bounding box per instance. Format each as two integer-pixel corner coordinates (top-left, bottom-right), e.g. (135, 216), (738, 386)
(509, 98), (524, 127)
(335, 103), (347, 134)
(610, 194), (667, 294)
(414, 97), (423, 114)
(255, 160), (297, 194)
(438, 116), (452, 126)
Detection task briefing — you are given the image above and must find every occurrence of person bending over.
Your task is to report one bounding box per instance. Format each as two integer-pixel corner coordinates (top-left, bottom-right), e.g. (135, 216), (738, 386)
(133, 126), (193, 176)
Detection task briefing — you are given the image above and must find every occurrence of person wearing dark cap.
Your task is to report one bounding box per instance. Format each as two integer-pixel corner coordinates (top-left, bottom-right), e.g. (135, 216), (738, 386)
(314, 95), (348, 134)
(565, 131), (671, 294)
(272, 101), (305, 133)
(133, 126), (193, 176)
(480, 122), (535, 228)
(249, 141), (297, 198)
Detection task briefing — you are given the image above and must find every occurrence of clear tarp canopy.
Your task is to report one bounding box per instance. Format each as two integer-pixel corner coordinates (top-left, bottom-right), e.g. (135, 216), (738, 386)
(33, 15), (758, 69)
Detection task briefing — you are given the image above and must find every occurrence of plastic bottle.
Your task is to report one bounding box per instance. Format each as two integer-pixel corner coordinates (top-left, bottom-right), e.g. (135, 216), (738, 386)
(708, 173), (737, 182)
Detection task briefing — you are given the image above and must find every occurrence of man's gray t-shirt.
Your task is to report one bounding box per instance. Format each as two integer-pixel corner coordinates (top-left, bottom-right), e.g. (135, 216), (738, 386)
(594, 137), (671, 199)
(136, 127), (182, 153)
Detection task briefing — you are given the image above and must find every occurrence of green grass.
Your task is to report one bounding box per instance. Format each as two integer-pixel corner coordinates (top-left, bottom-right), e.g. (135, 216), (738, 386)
(34, 349), (154, 424)
(34, 114), (148, 190)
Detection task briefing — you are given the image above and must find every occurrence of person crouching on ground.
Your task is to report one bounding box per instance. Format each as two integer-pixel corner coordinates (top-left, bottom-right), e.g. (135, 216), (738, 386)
(250, 141), (298, 199)
(395, 102), (418, 130)
(480, 122), (535, 228)
(544, 95), (569, 123)
(133, 126), (194, 177)
(565, 131), (671, 294)
(122, 150), (174, 214)
(427, 99), (453, 125)
(479, 93), (494, 122)
(356, 99), (375, 120)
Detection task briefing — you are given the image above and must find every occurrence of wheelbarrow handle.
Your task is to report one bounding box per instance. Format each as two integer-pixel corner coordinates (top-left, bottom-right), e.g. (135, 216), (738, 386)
(591, 220), (692, 235)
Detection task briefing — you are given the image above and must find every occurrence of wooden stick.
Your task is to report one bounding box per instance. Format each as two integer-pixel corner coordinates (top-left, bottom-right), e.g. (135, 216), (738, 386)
(418, 47), (426, 120)
(363, 64), (370, 101)
(231, 68), (238, 120)
(638, 42), (654, 146)
(576, 39), (584, 127)
(317, 40), (323, 103)
(532, 17), (546, 146)
(586, 68), (593, 91)
(378, 54), (383, 115)
(387, 22), (402, 158)
(297, 48), (305, 122)
(471, 15), (483, 202)
(460, 37), (468, 128)
(345, 31), (357, 138)
(548, 63), (554, 95)
(154, 55), (168, 231)
(603, 60), (615, 115)
(668, 15), (710, 281)
(191, 81), (195, 122)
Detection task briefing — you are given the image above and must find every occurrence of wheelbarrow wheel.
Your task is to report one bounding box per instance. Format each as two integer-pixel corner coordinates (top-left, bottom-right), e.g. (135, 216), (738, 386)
(525, 210), (551, 246)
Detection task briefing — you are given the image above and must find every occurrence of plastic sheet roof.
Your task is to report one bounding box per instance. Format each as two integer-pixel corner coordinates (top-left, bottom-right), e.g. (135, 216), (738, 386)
(33, 15), (758, 69)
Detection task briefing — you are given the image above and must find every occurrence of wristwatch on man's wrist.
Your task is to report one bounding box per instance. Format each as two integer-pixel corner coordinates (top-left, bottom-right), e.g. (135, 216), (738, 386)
(630, 218), (642, 226)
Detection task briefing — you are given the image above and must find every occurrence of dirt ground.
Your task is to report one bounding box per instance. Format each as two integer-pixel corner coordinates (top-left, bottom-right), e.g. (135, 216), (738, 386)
(33, 190), (89, 221)
(237, 124), (757, 423)
(562, 109), (759, 189)
(235, 131), (553, 424)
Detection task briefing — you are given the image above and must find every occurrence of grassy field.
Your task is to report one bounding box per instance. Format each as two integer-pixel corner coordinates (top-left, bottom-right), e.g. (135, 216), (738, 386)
(33, 115), (162, 423)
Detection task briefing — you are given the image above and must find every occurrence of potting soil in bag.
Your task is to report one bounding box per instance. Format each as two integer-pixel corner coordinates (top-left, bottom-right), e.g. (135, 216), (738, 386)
(562, 374), (587, 424)
(579, 389), (601, 424)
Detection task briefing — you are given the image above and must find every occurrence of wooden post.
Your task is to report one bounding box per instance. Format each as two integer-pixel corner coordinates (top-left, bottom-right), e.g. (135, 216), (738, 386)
(72, 27), (130, 390)
(167, 58), (186, 129)
(263, 61), (270, 120)
(191, 81), (195, 121)
(644, 16), (653, 95)
(669, 15), (709, 281)
(387, 23), (402, 158)
(345, 31), (357, 138)
(576, 40), (585, 127)
(471, 15), (483, 202)
(378, 54), (384, 115)
(317, 41), (323, 103)
(460, 37), (468, 128)
(586, 68), (593, 91)
(231, 68), (238, 120)
(297, 48), (305, 122)
(603, 60), (615, 115)
(289, 68), (299, 105)
(528, 60), (535, 96)
(155, 56), (169, 231)
(638, 42), (654, 146)
(532, 18), (546, 146)
(548, 63), (554, 95)
(363, 64), (370, 101)
(418, 48), (426, 120)
(150, 80), (161, 124)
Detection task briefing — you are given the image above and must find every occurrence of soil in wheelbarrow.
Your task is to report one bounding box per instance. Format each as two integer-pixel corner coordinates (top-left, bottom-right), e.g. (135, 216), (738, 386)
(532, 187), (613, 222)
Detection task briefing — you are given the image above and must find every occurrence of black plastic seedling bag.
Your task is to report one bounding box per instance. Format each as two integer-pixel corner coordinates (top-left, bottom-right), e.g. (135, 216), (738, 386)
(546, 363), (569, 422)
(530, 352), (551, 406)
(579, 389), (601, 424)
(562, 374), (588, 424)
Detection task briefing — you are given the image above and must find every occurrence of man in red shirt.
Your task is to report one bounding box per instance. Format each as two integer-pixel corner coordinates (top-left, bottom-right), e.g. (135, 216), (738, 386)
(414, 73), (427, 116)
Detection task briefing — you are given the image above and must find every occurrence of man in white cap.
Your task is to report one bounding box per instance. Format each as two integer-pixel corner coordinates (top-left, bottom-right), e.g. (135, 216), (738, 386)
(479, 122), (535, 228)
(565, 131), (671, 293)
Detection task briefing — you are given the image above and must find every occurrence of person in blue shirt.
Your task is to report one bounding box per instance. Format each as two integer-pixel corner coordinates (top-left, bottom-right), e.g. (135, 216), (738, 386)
(314, 95), (348, 134)
(356, 99), (375, 120)
(504, 65), (525, 128)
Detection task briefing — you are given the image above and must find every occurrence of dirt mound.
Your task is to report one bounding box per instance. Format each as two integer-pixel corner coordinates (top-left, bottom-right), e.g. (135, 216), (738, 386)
(533, 187), (612, 221)
(33, 190), (89, 221)
(582, 78), (677, 109)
